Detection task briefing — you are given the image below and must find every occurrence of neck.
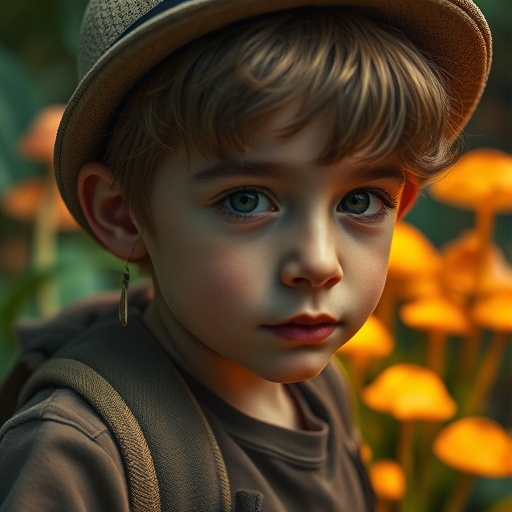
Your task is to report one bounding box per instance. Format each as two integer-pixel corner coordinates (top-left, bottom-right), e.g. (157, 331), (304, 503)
(199, 361), (304, 430)
(143, 300), (304, 430)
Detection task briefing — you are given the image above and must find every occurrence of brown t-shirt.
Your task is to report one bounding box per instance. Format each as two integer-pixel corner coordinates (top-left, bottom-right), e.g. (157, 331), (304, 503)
(0, 361), (372, 511)
(185, 364), (374, 511)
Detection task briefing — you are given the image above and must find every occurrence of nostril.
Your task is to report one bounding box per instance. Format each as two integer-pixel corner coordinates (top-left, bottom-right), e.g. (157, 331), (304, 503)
(282, 261), (343, 289)
(324, 274), (342, 288)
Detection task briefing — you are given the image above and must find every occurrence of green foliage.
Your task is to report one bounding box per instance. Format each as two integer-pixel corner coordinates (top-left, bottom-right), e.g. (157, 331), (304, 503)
(0, 46), (40, 193)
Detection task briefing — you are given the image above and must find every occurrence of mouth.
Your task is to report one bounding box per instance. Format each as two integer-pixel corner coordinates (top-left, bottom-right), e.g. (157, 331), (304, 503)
(263, 314), (339, 344)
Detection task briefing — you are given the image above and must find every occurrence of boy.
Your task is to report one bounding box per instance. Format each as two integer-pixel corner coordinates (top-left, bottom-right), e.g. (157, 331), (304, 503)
(0, 0), (491, 511)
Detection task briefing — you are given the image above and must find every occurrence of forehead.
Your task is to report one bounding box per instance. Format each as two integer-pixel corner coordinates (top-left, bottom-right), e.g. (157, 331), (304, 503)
(233, 103), (402, 174)
(248, 103), (329, 159)
(178, 105), (405, 187)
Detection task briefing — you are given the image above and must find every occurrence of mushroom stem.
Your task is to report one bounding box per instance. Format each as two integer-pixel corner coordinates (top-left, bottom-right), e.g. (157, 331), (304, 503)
(427, 330), (447, 376)
(346, 358), (366, 395)
(443, 473), (475, 512)
(376, 501), (392, 512)
(32, 169), (59, 316)
(398, 420), (415, 512)
(459, 327), (482, 382)
(417, 422), (441, 512)
(474, 200), (495, 295)
(464, 331), (508, 415)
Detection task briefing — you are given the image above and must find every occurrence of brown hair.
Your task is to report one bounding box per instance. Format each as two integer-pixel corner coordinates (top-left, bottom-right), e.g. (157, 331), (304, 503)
(105, 7), (459, 232)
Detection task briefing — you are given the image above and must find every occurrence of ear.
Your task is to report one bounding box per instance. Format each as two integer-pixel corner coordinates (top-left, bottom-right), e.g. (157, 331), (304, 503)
(77, 162), (148, 260)
(397, 180), (419, 219)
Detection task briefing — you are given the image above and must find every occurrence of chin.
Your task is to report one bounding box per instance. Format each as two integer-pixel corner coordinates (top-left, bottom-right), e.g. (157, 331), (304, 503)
(258, 356), (332, 384)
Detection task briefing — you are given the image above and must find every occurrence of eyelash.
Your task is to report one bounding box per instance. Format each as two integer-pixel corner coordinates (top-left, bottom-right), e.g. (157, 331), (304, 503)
(213, 187), (399, 223)
(340, 188), (400, 224)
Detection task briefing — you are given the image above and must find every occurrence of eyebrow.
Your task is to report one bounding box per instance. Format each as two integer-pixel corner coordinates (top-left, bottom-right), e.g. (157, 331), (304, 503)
(189, 160), (291, 183)
(189, 159), (405, 185)
(357, 166), (406, 185)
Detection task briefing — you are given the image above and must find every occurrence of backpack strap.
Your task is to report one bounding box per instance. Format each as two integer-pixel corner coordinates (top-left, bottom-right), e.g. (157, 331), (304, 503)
(21, 358), (160, 512)
(19, 311), (232, 512)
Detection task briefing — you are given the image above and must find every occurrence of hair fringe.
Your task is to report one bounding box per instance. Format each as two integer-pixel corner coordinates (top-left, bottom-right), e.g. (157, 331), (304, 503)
(106, 7), (459, 232)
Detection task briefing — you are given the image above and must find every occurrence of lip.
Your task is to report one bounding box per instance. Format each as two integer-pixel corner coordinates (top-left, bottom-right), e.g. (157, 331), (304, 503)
(264, 314), (339, 344)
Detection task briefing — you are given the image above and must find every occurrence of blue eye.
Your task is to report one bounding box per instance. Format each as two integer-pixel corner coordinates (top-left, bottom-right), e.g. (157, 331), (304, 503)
(340, 191), (373, 214)
(338, 189), (393, 219)
(216, 188), (276, 220)
(228, 190), (260, 214)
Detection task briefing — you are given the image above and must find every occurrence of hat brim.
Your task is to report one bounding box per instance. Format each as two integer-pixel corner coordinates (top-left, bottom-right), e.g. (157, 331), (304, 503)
(55, 0), (491, 237)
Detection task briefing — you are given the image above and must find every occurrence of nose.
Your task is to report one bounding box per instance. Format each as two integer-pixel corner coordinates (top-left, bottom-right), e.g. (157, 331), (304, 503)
(280, 216), (343, 289)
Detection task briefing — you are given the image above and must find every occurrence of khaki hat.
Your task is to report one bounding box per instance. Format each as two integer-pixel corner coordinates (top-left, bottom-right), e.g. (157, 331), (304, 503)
(55, 0), (492, 235)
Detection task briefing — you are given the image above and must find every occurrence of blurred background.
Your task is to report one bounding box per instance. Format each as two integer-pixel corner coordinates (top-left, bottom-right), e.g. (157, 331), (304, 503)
(0, 1), (510, 511)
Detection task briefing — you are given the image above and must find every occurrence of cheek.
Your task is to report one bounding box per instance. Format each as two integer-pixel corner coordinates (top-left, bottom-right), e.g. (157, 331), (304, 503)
(345, 233), (393, 313)
(153, 230), (267, 319)
(192, 250), (255, 306)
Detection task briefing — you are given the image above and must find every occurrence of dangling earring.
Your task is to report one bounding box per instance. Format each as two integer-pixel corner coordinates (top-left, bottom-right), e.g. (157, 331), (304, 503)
(119, 245), (136, 327)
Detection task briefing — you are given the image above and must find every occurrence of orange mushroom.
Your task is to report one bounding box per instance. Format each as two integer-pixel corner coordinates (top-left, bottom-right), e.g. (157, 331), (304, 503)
(433, 417), (512, 511)
(429, 149), (512, 293)
(362, 363), (457, 422)
(369, 459), (406, 510)
(363, 364), (457, 509)
(399, 295), (471, 375)
(9, 104), (76, 230)
(337, 315), (394, 389)
(472, 290), (512, 333)
(387, 222), (442, 282)
(377, 221), (442, 329)
(8, 105), (74, 316)
(429, 149), (512, 214)
(440, 230), (512, 300)
(17, 104), (65, 165)
(339, 315), (394, 360)
(434, 417), (512, 478)
(399, 295), (470, 334)
(1, 178), (78, 231)
(464, 291), (512, 415)
(360, 442), (373, 465)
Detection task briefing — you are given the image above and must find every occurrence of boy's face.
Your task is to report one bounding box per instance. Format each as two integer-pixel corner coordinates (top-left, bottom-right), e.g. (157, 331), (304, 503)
(142, 106), (410, 384)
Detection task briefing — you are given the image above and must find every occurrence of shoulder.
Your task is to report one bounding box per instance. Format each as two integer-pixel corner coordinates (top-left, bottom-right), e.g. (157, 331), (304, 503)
(1, 386), (119, 450)
(0, 388), (129, 512)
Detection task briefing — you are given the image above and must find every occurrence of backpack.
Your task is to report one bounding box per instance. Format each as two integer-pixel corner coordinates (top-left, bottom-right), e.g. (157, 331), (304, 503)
(0, 305), (264, 512)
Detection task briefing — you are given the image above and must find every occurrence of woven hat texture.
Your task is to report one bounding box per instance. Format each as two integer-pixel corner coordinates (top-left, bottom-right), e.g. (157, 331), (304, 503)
(55, 0), (492, 236)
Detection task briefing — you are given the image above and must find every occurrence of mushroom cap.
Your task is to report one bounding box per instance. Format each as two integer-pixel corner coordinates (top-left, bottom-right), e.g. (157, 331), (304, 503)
(429, 149), (512, 213)
(362, 363), (457, 421)
(472, 291), (512, 333)
(18, 105), (66, 165)
(433, 417), (512, 477)
(388, 222), (441, 280)
(360, 442), (373, 464)
(1, 178), (78, 231)
(399, 295), (471, 335)
(440, 230), (512, 297)
(397, 275), (443, 302)
(369, 460), (406, 501)
(337, 315), (394, 360)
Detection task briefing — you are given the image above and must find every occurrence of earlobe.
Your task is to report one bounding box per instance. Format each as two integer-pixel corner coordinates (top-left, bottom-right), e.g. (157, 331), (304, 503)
(397, 180), (419, 219)
(77, 162), (147, 260)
